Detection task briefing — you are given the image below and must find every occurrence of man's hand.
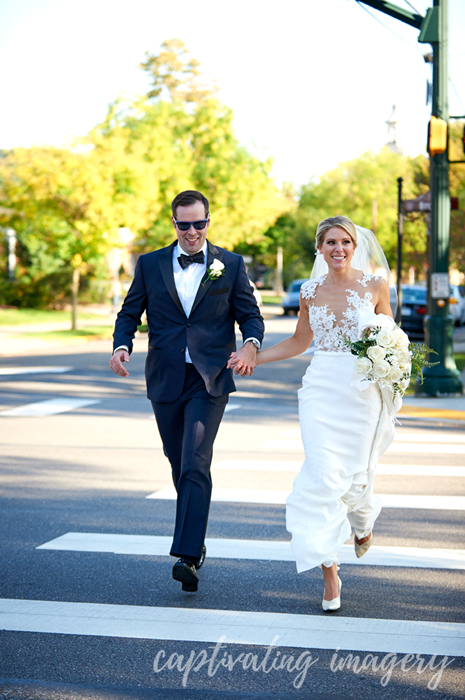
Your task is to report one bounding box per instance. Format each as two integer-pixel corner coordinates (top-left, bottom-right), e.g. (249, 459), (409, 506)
(227, 342), (257, 376)
(110, 349), (130, 377)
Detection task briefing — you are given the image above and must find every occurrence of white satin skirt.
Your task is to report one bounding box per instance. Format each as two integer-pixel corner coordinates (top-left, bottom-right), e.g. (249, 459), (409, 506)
(286, 351), (395, 573)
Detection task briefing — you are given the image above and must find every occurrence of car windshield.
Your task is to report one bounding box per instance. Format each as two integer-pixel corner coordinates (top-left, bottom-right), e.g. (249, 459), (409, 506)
(402, 287), (427, 303)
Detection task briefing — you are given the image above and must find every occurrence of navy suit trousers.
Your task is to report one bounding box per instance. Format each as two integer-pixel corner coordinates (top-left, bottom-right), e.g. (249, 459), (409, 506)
(152, 364), (228, 560)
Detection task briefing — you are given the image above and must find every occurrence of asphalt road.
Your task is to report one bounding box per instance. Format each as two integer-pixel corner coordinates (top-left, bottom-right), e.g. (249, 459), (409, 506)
(0, 316), (464, 700)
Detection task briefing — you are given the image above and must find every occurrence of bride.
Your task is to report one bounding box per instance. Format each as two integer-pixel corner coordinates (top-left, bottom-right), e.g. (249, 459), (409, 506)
(229, 215), (398, 612)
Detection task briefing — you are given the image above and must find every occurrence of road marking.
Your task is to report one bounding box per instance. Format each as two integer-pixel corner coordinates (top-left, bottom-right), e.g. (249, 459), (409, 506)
(146, 487), (465, 510)
(281, 429), (465, 444)
(0, 398), (100, 417)
(224, 404), (241, 413)
(0, 599), (463, 655)
(259, 439), (465, 454)
(37, 533), (465, 571)
(0, 366), (73, 376)
(212, 459), (465, 477)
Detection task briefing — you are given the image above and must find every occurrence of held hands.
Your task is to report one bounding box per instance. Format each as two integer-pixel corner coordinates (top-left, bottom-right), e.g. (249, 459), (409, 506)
(110, 349), (130, 377)
(227, 342), (258, 377)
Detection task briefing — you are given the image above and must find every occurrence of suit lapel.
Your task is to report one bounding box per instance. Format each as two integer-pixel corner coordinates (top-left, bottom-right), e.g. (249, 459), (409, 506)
(158, 242), (185, 316)
(190, 241), (223, 316)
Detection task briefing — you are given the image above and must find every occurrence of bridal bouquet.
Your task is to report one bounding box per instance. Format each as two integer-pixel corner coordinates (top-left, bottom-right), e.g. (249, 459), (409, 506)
(344, 309), (437, 401)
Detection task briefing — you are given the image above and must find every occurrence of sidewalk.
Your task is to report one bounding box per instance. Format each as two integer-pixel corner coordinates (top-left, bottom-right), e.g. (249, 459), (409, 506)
(0, 307), (116, 356)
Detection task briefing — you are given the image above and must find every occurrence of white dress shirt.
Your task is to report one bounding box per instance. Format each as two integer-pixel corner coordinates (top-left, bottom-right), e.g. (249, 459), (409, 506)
(173, 241), (207, 363)
(114, 241), (260, 359)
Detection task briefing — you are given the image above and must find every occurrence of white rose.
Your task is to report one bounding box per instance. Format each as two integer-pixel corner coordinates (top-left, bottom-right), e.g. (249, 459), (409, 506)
(395, 347), (411, 365)
(371, 359), (390, 379)
(355, 357), (372, 376)
(367, 345), (386, 362)
(387, 366), (404, 383)
(393, 328), (410, 348)
(210, 259), (225, 271)
(376, 328), (396, 349)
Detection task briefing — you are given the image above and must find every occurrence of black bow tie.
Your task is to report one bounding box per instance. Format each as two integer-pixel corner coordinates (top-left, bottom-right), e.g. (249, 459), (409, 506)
(178, 251), (205, 269)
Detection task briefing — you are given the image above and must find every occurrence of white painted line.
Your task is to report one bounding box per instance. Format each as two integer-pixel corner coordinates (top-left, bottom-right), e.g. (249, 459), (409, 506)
(147, 486), (290, 504)
(280, 430), (301, 438)
(387, 444), (465, 454)
(259, 439), (465, 455)
(259, 439), (302, 450)
(212, 459), (465, 477)
(146, 487), (465, 510)
(394, 433), (465, 443)
(281, 429), (465, 444)
(0, 366), (73, 376)
(0, 398), (100, 417)
(0, 599), (463, 655)
(377, 464), (465, 477)
(224, 404), (241, 413)
(37, 533), (465, 571)
(213, 459), (301, 472)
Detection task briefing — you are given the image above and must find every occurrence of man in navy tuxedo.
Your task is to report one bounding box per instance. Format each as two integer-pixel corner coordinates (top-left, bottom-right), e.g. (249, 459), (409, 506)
(110, 190), (264, 592)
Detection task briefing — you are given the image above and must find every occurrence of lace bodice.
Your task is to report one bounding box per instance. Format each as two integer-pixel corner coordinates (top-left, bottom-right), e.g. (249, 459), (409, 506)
(301, 273), (380, 353)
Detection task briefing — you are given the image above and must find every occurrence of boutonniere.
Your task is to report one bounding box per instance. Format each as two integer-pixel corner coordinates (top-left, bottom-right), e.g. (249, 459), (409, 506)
(204, 258), (225, 283)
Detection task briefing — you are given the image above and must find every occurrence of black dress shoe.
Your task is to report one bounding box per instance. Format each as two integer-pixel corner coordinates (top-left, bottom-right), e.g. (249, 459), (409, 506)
(172, 558), (198, 592)
(197, 545), (207, 570)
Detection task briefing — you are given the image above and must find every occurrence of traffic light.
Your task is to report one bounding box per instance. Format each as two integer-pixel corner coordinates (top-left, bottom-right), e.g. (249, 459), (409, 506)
(428, 116), (448, 156)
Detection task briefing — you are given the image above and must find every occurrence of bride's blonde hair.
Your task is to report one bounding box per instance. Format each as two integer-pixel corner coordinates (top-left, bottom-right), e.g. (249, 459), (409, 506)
(315, 216), (357, 250)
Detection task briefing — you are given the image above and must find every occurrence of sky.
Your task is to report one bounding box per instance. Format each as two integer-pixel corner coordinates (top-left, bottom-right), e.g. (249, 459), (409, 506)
(0, 0), (464, 187)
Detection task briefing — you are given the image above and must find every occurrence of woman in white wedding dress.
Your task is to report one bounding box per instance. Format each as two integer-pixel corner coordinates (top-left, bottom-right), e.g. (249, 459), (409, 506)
(229, 216), (397, 612)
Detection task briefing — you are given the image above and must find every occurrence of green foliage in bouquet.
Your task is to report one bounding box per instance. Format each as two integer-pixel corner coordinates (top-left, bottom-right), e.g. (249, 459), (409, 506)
(408, 342), (439, 384)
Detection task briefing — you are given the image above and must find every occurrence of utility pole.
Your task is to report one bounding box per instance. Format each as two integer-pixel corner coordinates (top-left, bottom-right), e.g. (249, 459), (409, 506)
(395, 177), (403, 324)
(418, 0), (461, 394)
(358, 0), (462, 395)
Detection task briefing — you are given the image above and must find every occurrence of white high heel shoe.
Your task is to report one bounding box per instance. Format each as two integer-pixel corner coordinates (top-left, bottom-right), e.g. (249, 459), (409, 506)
(322, 576), (342, 612)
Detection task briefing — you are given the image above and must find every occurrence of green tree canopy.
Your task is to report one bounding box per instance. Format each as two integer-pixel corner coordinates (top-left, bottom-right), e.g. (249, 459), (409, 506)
(0, 39), (286, 307)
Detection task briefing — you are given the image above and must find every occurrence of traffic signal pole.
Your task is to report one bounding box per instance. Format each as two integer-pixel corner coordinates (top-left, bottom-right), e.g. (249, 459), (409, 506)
(419, 0), (461, 394)
(359, 0), (462, 395)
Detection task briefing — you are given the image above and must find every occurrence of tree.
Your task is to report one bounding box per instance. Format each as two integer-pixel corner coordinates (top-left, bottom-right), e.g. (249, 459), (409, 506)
(291, 148), (431, 281)
(139, 38), (214, 103)
(0, 39), (288, 310)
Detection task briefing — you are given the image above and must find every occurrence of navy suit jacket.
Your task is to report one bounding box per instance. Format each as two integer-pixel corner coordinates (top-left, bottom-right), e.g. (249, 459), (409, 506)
(113, 240), (265, 402)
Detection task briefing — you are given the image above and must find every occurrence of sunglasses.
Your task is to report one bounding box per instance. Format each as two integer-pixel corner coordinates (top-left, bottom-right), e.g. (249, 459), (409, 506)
(174, 219), (209, 232)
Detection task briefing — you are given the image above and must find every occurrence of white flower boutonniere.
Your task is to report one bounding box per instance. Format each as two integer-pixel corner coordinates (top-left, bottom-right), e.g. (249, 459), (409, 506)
(204, 258), (225, 283)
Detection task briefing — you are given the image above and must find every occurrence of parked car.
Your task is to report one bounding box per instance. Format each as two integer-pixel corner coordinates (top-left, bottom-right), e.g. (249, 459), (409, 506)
(282, 279), (307, 315)
(400, 285), (427, 340)
(449, 285), (465, 326)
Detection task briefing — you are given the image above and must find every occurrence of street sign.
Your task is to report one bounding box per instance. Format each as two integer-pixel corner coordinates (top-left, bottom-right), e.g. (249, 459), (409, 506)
(403, 191), (431, 212)
(403, 191), (458, 212)
(431, 272), (449, 298)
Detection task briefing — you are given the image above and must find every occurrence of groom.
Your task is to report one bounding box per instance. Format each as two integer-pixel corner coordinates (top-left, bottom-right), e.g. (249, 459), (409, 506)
(110, 190), (264, 592)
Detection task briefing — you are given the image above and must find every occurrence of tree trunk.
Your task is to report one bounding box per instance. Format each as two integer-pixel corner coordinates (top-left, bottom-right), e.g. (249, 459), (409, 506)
(71, 267), (80, 331)
(275, 245), (283, 295)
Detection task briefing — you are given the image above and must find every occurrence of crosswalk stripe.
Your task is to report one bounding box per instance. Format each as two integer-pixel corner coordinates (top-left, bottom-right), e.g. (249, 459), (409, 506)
(224, 404), (241, 413)
(0, 366), (73, 376)
(1, 598), (463, 655)
(212, 459), (465, 477)
(280, 429), (465, 444)
(37, 533), (465, 571)
(146, 487), (465, 510)
(259, 439), (465, 454)
(0, 398), (100, 417)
